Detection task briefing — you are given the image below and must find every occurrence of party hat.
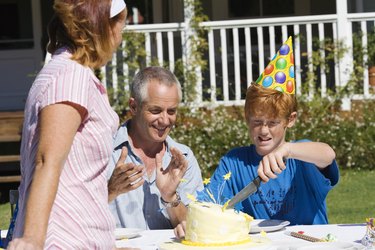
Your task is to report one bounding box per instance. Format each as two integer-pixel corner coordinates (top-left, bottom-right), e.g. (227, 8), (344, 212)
(255, 36), (295, 94)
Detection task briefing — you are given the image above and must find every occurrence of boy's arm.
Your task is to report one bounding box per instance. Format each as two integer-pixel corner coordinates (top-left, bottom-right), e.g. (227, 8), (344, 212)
(258, 141), (336, 182)
(286, 141), (336, 169)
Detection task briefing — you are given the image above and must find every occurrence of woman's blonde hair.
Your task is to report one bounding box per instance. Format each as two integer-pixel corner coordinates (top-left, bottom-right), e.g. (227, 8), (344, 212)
(47, 0), (126, 69)
(244, 83), (297, 122)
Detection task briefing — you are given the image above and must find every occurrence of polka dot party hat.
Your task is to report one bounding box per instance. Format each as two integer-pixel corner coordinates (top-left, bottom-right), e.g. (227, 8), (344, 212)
(255, 36), (295, 94)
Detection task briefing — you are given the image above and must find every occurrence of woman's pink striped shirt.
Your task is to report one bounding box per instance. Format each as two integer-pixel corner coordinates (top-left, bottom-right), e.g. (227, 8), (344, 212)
(13, 48), (119, 249)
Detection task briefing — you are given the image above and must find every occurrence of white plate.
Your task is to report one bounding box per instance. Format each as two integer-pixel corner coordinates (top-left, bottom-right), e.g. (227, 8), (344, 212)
(115, 228), (142, 240)
(293, 242), (362, 250)
(250, 219), (290, 233)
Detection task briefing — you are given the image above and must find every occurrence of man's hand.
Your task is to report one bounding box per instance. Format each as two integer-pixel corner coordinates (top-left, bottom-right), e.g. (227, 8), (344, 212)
(174, 221), (187, 239)
(108, 147), (145, 202)
(156, 147), (188, 202)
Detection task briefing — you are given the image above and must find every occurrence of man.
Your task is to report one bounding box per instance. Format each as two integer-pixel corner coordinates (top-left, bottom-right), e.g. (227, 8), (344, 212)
(108, 66), (203, 229)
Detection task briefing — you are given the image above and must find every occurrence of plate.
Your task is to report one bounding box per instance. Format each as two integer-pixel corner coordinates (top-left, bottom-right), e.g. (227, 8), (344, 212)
(159, 236), (271, 250)
(293, 242), (362, 250)
(250, 219), (290, 233)
(115, 228), (142, 240)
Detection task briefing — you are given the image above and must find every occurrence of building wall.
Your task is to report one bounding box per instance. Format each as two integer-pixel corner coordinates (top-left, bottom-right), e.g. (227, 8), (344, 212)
(0, 0), (43, 111)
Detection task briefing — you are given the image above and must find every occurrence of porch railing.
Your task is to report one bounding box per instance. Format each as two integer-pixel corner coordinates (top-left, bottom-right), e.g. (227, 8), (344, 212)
(103, 12), (375, 108)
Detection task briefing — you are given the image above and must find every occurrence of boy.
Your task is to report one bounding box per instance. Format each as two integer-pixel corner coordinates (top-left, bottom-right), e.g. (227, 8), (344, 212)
(207, 83), (338, 225)
(207, 37), (339, 225)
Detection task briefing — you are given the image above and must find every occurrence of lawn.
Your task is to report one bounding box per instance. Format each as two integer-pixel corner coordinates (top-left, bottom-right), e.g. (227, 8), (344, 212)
(0, 202), (10, 231)
(327, 169), (375, 224)
(0, 169), (374, 230)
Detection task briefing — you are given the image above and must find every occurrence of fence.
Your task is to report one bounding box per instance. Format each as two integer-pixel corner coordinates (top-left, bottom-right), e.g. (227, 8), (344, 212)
(102, 12), (375, 108)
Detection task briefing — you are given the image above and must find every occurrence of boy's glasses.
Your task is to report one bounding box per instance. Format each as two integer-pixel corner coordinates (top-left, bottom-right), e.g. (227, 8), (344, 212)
(249, 119), (282, 129)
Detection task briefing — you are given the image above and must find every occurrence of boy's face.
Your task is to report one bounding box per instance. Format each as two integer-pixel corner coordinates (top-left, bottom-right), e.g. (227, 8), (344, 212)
(247, 112), (296, 156)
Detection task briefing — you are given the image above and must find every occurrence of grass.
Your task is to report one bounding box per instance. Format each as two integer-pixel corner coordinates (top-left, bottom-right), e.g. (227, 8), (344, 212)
(0, 202), (11, 230)
(327, 169), (375, 224)
(0, 170), (374, 230)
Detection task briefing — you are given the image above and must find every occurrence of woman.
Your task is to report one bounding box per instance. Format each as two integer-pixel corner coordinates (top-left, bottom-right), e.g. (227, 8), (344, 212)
(8, 0), (131, 249)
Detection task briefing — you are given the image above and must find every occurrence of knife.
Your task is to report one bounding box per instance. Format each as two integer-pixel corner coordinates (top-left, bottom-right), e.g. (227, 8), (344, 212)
(225, 176), (261, 209)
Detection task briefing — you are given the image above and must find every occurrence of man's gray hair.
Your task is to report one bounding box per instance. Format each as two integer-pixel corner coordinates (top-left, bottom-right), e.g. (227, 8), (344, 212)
(130, 66), (182, 104)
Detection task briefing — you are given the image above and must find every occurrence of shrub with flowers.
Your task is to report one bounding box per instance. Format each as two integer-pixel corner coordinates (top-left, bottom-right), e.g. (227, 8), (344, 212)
(289, 98), (375, 171)
(113, 97), (375, 178)
(169, 99), (375, 178)
(170, 106), (250, 177)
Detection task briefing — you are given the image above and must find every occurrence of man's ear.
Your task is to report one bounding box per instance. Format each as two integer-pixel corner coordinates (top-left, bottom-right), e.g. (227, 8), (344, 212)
(286, 111), (297, 128)
(129, 98), (137, 115)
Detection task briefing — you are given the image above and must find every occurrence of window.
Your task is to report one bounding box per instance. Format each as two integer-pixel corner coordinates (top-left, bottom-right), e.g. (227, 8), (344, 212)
(0, 0), (33, 50)
(229, 0), (294, 18)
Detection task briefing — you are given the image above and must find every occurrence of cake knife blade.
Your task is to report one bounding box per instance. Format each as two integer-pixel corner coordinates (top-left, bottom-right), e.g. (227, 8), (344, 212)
(225, 176), (261, 209)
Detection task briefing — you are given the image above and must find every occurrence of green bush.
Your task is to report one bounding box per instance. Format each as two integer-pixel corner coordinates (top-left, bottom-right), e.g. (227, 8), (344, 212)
(169, 99), (375, 178)
(109, 10), (375, 178)
(170, 106), (250, 177)
(290, 99), (375, 170)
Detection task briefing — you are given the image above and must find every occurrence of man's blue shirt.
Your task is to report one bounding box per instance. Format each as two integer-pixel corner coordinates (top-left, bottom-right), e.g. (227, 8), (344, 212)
(108, 120), (203, 229)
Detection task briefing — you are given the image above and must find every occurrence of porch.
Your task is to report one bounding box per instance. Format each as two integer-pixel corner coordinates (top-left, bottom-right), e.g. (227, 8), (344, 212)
(103, 11), (375, 110)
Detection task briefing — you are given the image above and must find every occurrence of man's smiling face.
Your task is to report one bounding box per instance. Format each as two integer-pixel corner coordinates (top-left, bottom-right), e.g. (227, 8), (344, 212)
(132, 79), (179, 144)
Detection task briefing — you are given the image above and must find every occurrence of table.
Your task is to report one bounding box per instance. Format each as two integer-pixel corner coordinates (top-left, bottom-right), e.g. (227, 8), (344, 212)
(115, 223), (368, 250)
(0, 223), (369, 249)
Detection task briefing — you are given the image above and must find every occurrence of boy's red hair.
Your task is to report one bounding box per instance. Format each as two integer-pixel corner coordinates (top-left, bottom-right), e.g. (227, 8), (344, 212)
(244, 83), (297, 122)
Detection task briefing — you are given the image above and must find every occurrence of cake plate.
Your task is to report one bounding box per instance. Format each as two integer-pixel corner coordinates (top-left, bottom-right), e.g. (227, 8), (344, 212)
(159, 236), (270, 250)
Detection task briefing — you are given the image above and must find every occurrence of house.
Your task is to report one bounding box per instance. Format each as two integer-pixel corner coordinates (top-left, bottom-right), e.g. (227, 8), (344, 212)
(0, 0), (374, 112)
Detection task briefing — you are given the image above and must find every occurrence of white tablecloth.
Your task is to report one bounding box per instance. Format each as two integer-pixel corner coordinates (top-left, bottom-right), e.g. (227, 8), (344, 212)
(0, 223), (369, 249)
(115, 223), (368, 250)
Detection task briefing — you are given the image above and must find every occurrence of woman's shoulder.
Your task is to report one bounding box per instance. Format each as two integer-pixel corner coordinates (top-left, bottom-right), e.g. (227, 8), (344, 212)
(38, 53), (95, 90)
(49, 53), (91, 76)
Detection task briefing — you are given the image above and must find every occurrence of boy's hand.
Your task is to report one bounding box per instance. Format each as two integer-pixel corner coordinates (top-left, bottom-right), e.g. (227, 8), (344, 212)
(257, 142), (290, 182)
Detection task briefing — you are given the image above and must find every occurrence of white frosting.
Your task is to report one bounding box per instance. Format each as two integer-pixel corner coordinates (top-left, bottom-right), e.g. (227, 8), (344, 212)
(185, 202), (252, 244)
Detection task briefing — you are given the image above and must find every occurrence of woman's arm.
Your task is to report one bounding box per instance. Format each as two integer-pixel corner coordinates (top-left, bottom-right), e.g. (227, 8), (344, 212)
(8, 102), (85, 249)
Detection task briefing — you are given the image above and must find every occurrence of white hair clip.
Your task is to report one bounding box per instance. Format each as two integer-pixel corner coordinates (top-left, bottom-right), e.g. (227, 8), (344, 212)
(110, 0), (126, 18)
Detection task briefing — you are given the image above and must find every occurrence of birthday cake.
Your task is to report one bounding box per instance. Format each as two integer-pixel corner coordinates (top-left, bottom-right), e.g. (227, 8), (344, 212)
(159, 171), (270, 249)
(182, 201), (253, 246)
